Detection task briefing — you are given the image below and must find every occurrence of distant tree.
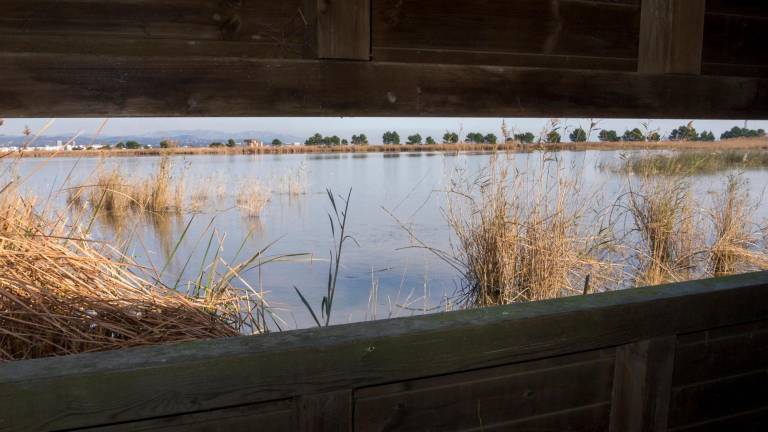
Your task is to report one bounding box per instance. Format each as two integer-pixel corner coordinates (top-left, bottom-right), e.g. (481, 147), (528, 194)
(351, 134), (368, 145)
(465, 132), (485, 144)
(159, 139), (178, 149)
(341, 139), (349, 145)
(621, 128), (645, 142)
(647, 132), (661, 141)
(321, 135), (341, 146)
(546, 131), (561, 144)
(125, 140), (142, 149)
(720, 126), (766, 140)
(698, 131), (715, 142)
(383, 131), (400, 145)
(209, 142), (224, 148)
(101, 144), (112, 150)
(143, 145), (151, 149)
(305, 133), (324, 145)
(272, 138), (283, 146)
(442, 131), (459, 144)
(569, 128), (587, 142)
(226, 138), (237, 147)
(669, 124), (697, 141)
(598, 130), (620, 142)
(514, 132), (535, 144)
(425, 136), (436, 145)
(484, 133), (498, 144)
(406, 133), (422, 145)
(116, 142), (126, 149)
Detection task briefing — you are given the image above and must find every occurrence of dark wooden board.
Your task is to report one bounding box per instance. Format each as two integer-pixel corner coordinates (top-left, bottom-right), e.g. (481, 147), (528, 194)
(0, 0), (307, 43)
(0, 272), (766, 431)
(2, 54), (767, 119)
(674, 320), (768, 386)
(76, 399), (294, 432)
(638, 0), (705, 74)
(317, 0), (370, 60)
(354, 350), (614, 431)
(372, 0), (641, 62)
(668, 370), (768, 429)
(703, 13), (768, 67)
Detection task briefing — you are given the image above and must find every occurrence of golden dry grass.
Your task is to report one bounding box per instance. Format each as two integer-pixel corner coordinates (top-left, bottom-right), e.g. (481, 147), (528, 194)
(0, 191), (269, 362)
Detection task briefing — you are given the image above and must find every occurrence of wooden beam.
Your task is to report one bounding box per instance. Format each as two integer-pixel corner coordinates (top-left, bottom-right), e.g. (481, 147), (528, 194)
(0, 272), (766, 431)
(609, 337), (676, 432)
(316, 0), (370, 60)
(1, 54), (766, 119)
(638, 0), (706, 74)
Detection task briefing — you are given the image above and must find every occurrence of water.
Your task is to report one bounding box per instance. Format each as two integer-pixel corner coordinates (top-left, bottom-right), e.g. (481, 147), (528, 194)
(5, 150), (768, 328)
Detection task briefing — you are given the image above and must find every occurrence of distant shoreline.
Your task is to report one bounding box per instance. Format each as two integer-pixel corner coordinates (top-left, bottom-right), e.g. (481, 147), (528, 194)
(4, 139), (767, 159)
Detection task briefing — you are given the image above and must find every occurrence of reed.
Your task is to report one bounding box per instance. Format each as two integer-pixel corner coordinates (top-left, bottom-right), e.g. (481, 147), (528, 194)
(0, 192), (269, 362)
(621, 176), (701, 286)
(707, 175), (768, 276)
(608, 150), (768, 175)
(439, 154), (615, 306)
(236, 180), (271, 218)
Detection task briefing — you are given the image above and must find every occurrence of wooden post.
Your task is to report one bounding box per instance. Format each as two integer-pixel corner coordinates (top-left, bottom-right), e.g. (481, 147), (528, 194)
(316, 0), (371, 60)
(638, 0), (706, 74)
(609, 336), (677, 432)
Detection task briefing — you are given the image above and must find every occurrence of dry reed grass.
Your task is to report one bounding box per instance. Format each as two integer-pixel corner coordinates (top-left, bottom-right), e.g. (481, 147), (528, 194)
(439, 154), (616, 306)
(236, 181), (271, 218)
(0, 190), (269, 362)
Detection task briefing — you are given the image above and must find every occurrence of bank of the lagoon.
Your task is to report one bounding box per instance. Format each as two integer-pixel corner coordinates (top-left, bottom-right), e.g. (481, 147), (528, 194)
(4, 138), (768, 159)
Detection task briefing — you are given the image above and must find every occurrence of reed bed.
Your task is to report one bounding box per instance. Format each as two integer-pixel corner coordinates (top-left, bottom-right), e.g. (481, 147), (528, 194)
(606, 150), (768, 175)
(437, 154), (617, 306)
(10, 138), (767, 160)
(236, 181), (271, 218)
(0, 191), (269, 362)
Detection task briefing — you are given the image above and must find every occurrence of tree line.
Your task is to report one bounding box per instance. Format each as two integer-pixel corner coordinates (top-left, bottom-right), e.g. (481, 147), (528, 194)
(302, 123), (765, 146)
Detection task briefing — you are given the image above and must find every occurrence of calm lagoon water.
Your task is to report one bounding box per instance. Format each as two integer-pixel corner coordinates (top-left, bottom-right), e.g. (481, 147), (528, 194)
(6, 150), (768, 328)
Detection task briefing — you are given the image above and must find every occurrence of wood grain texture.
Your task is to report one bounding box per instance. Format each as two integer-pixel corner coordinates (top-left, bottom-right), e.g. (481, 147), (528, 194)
(76, 399), (294, 432)
(609, 337), (676, 432)
(373, 0), (641, 62)
(638, 0), (706, 74)
(297, 391), (353, 431)
(317, 0), (370, 60)
(1, 54), (767, 119)
(354, 349), (614, 431)
(0, 272), (766, 431)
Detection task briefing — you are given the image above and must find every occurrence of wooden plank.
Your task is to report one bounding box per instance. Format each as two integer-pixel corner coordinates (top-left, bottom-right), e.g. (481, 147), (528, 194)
(0, 272), (766, 431)
(297, 391), (353, 431)
(1, 53), (767, 119)
(674, 320), (768, 386)
(609, 336), (677, 432)
(372, 48), (637, 72)
(638, 0), (706, 74)
(0, 0), (307, 43)
(669, 406), (768, 432)
(317, 0), (370, 60)
(702, 13), (768, 68)
(354, 350), (614, 431)
(76, 399), (294, 432)
(668, 370), (768, 429)
(372, 0), (641, 62)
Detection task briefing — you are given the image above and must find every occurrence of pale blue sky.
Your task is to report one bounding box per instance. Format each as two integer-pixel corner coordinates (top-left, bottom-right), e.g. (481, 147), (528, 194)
(2, 117), (766, 141)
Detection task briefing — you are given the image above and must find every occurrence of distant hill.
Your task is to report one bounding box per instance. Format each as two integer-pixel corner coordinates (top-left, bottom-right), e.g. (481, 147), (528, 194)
(0, 130), (303, 147)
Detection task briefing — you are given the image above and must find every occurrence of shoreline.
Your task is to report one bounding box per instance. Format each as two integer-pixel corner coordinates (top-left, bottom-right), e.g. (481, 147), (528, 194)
(3, 139), (767, 159)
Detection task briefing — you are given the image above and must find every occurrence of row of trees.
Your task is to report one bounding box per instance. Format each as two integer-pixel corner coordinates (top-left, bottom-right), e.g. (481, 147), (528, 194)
(302, 123), (766, 146)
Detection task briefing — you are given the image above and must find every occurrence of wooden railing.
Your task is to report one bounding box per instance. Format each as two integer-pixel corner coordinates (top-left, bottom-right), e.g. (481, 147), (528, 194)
(1, 272), (767, 431)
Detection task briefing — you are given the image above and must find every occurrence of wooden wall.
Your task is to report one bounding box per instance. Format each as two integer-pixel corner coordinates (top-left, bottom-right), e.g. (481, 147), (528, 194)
(0, 272), (766, 431)
(0, 0), (767, 118)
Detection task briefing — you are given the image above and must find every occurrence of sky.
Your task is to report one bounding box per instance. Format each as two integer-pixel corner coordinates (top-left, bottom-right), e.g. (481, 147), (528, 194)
(1, 117), (766, 142)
